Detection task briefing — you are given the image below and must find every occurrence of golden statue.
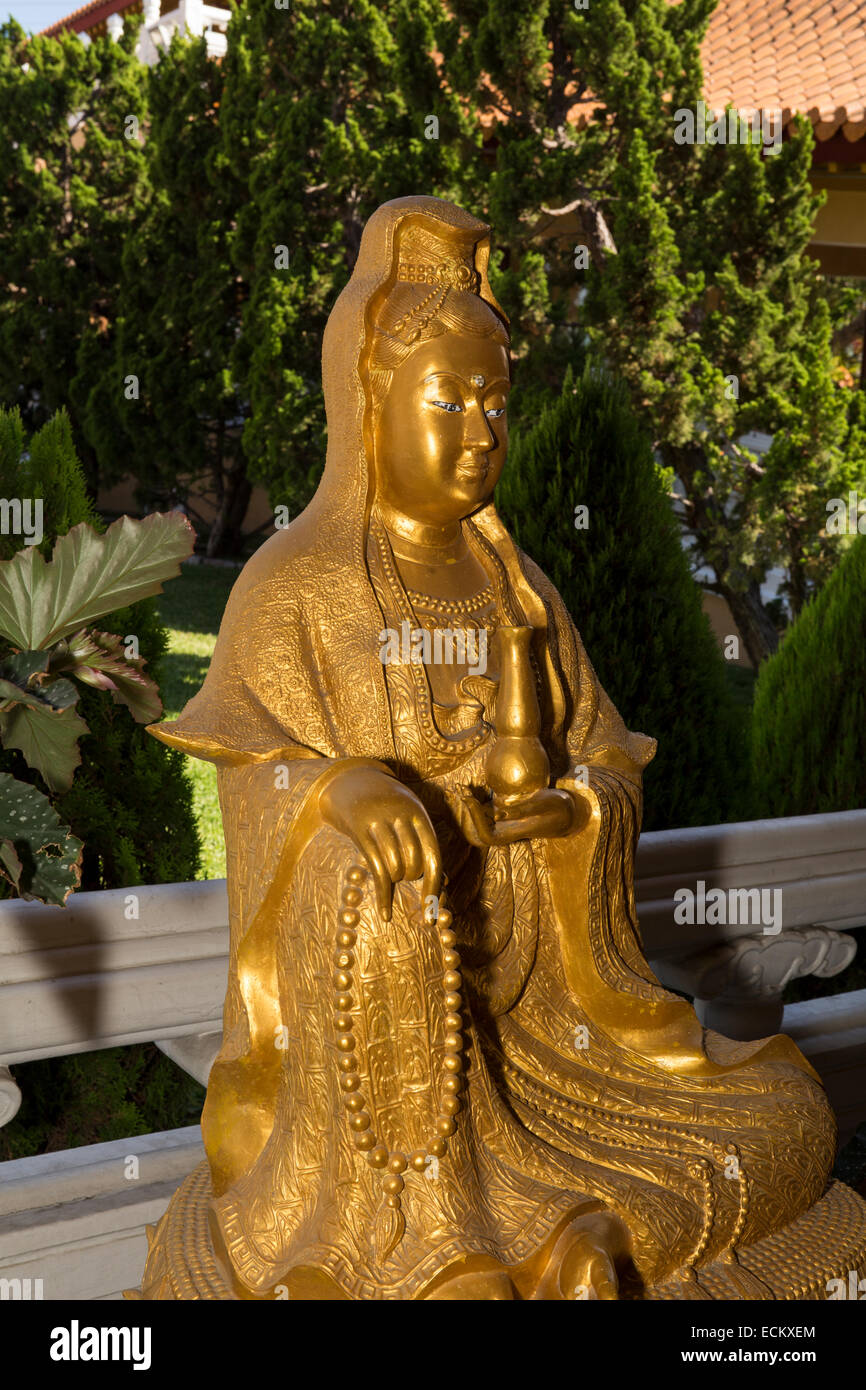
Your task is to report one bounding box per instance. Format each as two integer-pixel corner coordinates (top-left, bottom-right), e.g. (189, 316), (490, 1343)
(133, 196), (866, 1301)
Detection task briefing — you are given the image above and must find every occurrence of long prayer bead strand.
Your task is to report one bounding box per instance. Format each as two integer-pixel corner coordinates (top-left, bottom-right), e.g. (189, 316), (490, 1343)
(334, 865), (464, 1259)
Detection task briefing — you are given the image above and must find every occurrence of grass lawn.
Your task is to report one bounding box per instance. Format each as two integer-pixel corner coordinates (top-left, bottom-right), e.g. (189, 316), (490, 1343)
(156, 562), (239, 879)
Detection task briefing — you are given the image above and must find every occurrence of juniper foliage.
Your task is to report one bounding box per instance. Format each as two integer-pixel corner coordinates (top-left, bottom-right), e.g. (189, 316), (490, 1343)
(498, 367), (745, 830)
(751, 533), (866, 817)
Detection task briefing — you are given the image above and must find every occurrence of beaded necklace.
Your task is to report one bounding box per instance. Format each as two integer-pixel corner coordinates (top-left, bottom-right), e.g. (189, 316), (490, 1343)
(404, 583), (495, 618)
(372, 513), (522, 756)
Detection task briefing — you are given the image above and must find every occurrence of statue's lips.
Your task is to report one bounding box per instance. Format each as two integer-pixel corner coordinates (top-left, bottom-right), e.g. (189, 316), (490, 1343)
(455, 458), (490, 479)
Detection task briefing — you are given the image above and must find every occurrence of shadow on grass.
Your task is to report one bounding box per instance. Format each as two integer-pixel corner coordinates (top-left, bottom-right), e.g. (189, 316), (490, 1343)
(158, 563), (237, 637)
(158, 650), (212, 716)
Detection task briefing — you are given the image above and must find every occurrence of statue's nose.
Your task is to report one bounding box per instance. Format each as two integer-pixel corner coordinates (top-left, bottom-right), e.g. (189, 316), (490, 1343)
(463, 400), (496, 451)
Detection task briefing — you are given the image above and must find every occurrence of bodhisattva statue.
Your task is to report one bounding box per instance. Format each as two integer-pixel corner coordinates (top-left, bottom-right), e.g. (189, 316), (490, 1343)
(134, 196), (866, 1301)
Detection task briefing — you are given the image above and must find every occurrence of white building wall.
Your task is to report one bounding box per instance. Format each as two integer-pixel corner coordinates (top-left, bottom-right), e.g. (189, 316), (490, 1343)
(99, 0), (230, 64)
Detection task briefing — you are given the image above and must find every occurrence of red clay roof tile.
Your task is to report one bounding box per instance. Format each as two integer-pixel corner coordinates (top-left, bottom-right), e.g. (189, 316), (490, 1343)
(700, 0), (866, 139)
(39, 0), (139, 38)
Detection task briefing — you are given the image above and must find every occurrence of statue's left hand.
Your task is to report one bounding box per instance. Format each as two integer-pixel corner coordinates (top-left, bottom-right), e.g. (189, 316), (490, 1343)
(454, 786), (582, 848)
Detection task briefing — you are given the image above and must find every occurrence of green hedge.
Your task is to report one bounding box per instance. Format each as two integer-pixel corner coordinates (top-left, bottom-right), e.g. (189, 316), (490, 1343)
(497, 366), (746, 831)
(751, 533), (866, 817)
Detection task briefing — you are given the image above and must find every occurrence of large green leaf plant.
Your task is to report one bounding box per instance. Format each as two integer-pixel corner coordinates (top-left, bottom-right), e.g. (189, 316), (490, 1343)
(0, 513), (193, 904)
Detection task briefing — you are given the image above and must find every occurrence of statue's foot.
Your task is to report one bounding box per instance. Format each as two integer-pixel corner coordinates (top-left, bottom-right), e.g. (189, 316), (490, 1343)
(558, 1231), (619, 1300)
(424, 1269), (516, 1299)
(528, 1211), (629, 1300)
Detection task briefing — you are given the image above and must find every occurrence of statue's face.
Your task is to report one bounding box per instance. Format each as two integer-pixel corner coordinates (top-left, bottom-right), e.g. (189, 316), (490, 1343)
(374, 333), (510, 526)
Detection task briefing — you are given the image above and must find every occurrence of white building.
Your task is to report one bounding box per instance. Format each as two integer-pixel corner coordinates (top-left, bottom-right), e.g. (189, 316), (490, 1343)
(40, 0), (231, 62)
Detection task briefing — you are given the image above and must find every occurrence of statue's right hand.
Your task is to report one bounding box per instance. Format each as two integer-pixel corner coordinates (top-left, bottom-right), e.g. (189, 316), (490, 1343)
(318, 765), (442, 922)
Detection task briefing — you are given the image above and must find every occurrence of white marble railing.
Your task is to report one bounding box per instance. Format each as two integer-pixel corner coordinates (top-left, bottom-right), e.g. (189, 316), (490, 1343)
(0, 809), (864, 1298)
(2, 809), (863, 1094)
(638, 809), (866, 1036)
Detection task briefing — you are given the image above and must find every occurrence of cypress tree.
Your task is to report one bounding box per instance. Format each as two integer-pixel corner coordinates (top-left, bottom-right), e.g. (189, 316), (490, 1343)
(751, 534), (866, 817)
(444, 0), (866, 663)
(0, 405), (98, 562)
(94, 30), (251, 556)
(497, 367), (745, 831)
(0, 20), (150, 492)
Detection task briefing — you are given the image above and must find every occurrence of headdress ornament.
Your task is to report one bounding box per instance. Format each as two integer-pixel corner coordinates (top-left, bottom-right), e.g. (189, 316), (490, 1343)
(394, 221), (482, 294)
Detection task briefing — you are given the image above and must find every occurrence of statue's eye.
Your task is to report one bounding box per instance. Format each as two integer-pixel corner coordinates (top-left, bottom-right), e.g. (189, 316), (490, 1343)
(432, 400), (463, 413)
(486, 407), (506, 419)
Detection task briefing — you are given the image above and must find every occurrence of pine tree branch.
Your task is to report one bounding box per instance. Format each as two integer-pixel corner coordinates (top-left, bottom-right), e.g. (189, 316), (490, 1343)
(538, 193), (616, 264)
